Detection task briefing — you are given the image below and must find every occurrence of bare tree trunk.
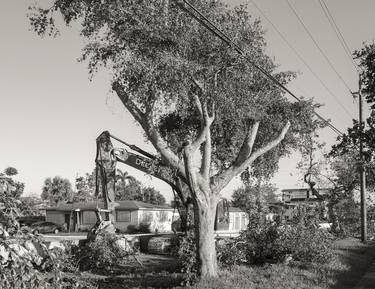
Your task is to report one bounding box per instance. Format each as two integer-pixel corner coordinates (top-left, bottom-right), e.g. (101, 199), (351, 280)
(194, 196), (219, 277)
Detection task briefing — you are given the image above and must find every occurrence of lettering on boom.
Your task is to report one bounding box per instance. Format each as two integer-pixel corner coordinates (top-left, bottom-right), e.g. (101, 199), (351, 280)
(135, 158), (152, 170)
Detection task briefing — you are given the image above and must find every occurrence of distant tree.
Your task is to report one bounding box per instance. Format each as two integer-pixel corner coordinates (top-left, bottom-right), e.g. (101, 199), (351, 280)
(232, 182), (278, 212)
(19, 196), (44, 216)
(74, 172), (96, 202)
(113, 169), (166, 204)
(115, 170), (140, 201)
(115, 169), (137, 200)
(141, 186), (166, 205)
(0, 167), (24, 198)
(4, 167), (18, 176)
(41, 176), (73, 206)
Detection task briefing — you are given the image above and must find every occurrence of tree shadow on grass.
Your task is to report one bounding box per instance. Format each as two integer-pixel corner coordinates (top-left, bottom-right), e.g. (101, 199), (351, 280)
(331, 237), (375, 289)
(84, 253), (184, 289)
(97, 273), (184, 289)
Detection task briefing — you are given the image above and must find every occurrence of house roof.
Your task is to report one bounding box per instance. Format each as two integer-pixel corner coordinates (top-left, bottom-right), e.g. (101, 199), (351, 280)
(45, 200), (173, 211)
(281, 188), (331, 192)
(228, 207), (244, 213)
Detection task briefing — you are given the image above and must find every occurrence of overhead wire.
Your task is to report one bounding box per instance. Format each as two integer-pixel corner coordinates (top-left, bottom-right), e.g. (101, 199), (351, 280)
(284, 0), (353, 93)
(172, 0), (344, 136)
(248, 0), (354, 120)
(318, 0), (361, 75)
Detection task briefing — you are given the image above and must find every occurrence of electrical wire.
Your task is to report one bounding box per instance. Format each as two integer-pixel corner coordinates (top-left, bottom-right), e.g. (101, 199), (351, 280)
(172, 0), (344, 136)
(284, 0), (353, 93)
(249, 0), (354, 120)
(318, 0), (361, 74)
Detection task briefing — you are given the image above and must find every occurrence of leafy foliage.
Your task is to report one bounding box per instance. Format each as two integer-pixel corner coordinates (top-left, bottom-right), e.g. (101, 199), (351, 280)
(115, 169), (166, 205)
(174, 230), (199, 285)
(4, 167), (18, 177)
(1, 167), (24, 199)
(28, 0), (322, 277)
(73, 231), (133, 272)
(238, 204), (333, 265)
(354, 42), (375, 108)
(28, 0), (320, 181)
(0, 170), (96, 289)
(330, 42), (375, 189)
(41, 176), (73, 206)
(74, 172), (96, 202)
(231, 182), (278, 212)
(216, 238), (246, 268)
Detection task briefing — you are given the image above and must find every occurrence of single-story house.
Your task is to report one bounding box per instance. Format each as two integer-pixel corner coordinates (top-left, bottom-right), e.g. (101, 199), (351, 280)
(45, 200), (178, 233)
(45, 201), (249, 234)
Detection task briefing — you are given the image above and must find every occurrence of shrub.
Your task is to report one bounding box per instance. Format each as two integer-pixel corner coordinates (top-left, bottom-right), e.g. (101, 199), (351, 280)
(288, 225), (334, 263)
(126, 223), (151, 234)
(216, 238), (247, 268)
(175, 230), (198, 285)
(0, 175), (96, 289)
(335, 198), (360, 237)
(138, 223), (151, 233)
(74, 231), (132, 272)
(238, 205), (334, 265)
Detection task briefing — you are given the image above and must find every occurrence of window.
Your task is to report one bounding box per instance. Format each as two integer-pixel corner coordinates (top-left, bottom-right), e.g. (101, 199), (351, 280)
(241, 214), (247, 230)
(82, 211), (97, 224)
(141, 212), (153, 223)
(82, 211), (105, 224)
(158, 211), (169, 222)
(235, 213), (240, 230)
(116, 210), (131, 222)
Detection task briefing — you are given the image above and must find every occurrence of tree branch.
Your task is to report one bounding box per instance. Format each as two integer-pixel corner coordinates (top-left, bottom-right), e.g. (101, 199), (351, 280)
(183, 143), (209, 208)
(248, 121), (290, 162)
(112, 81), (186, 179)
(213, 121), (290, 193)
(201, 124), (212, 180)
(190, 95), (214, 152)
(233, 121), (260, 166)
(112, 81), (145, 124)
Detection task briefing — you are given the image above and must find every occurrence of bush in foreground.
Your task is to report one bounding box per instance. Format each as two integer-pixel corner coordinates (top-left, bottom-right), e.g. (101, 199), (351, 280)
(73, 231), (133, 272)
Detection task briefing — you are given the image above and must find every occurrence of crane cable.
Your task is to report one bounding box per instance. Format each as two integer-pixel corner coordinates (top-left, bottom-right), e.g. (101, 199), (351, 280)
(172, 0), (344, 136)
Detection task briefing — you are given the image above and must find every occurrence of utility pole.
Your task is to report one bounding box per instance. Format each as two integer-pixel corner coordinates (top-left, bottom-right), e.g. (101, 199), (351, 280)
(357, 80), (367, 243)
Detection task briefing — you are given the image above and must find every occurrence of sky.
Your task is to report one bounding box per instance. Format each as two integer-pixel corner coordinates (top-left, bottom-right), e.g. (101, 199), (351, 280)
(0, 0), (374, 202)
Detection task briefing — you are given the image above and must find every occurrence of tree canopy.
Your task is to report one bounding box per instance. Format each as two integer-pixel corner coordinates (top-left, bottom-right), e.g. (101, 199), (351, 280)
(29, 0), (321, 277)
(29, 1), (319, 185)
(330, 42), (375, 191)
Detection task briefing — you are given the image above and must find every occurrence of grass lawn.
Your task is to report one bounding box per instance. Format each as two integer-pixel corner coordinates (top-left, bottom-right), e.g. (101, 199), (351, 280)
(80, 237), (375, 288)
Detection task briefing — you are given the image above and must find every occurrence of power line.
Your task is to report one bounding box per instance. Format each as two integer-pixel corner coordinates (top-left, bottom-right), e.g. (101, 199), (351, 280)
(249, 0), (354, 120)
(172, 0), (344, 136)
(284, 0), (353, 93)
(318, 0), (361, 75)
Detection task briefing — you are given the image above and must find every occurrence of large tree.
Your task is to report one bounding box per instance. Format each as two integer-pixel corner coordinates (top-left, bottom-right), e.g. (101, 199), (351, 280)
(330, 42), (375, 190)
(29, 0), (319, 277)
